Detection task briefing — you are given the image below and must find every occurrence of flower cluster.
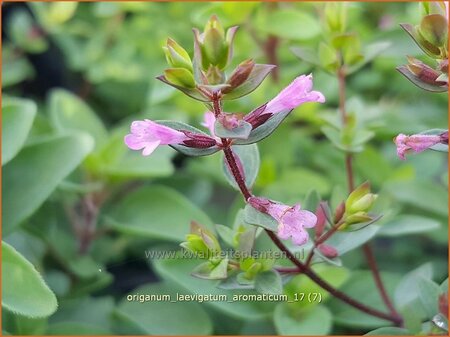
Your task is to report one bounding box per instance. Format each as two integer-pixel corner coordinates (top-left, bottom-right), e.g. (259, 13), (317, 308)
(124, 16), (325, 250)
(394, 2), (448, 160)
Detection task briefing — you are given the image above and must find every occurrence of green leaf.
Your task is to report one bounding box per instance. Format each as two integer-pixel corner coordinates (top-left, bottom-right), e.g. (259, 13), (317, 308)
(192, 259), (229, 280)
(274, 303), (332, 335)
(115, 283), (212, 335)
(378, 215), (440, 237)
(284, 265), (350, 309)
(215, 224), (235, 247)
(326, 225), (380, 255)
(347, 41), (391, 75)
(49, 89), (108, 149)
(6, 9), (48, 53)
(394, 263), (433, 309)
(365, 327), (411, 335)
(2, 242), (57, 318)
(259, 10), (321, 40)
(234, 109), (291, 145)
(303, 190), (321, 212)
(244, 203), (278, 231)
(3, 134), (94, 235)
(400, 302), (422, 334)
(222, 64), (275, 100)
(105, 186), (214, 241)
(328, 271), (402, 328)
(255, 270), (282, 295)
(385, 181), (447, 217)
(49, 296), (114, 335)
(2, 46), (35, 88)
(2, 98), (37, 165)
(214, 120), (252, 139)
(222, 144), (260, 190)
(419, 14), (448, 47)
(157, 120), (220, 156)
(291, 46), (322, 67)
(418, 278), (441, 319)
(46, 323), (110, 335)
(47, 2), (78, 24)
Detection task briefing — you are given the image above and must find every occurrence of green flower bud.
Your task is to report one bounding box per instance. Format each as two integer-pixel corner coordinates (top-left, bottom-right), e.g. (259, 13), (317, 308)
(348, 193), (378, 214)
(193, 15), (238, 71)
(180, 221), (221, 258)
(345, 181), (371, 211)
(164, 68), (196, 88)
(244, 262), (262, 280)
(324, 2), (347, 33)
(344, 212), (373, 226)
(163, 38), (193, 71)
(419, 14), (448, 48)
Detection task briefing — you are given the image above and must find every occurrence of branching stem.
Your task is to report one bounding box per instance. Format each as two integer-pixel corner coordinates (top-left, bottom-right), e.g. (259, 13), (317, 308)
(212, 93), (403, 327)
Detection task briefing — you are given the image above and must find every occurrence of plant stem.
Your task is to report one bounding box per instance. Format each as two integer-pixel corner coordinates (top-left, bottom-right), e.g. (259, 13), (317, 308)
(266, 229), (402, 325)
(337, 67), (401, 321)
(213, 92), (402, 326)
(305, 220), (344, 267)
(362, 244), (400, 318)
(223, 147), (252, 200)
(223, 142), (402, 326)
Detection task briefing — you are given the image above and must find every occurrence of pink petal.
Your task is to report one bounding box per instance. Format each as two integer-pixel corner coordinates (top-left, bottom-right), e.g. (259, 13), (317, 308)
(299, 210), (317, 228)
(201, 112), (217, 138)
(291, 230), (309, 246)
(142, 141), (161, 156)
(266, 74), (325, 113)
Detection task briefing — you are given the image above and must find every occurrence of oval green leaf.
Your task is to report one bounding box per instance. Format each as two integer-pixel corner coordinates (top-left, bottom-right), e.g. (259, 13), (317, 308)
(2, 242), (58, 318)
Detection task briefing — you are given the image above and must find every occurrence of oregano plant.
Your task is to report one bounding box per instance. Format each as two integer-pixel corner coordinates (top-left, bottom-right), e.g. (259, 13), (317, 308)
(124, 10), (448, 333)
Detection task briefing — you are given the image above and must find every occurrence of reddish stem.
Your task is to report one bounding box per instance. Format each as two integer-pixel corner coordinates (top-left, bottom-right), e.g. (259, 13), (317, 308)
(214, 93), (402, 326)
(305, 220), (344, 267)
(337, 66), (401, 322)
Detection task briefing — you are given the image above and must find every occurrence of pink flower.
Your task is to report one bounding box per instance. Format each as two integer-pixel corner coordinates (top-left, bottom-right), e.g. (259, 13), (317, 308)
(248, 197), (317, 245)
(244, 74), (325, 129)
(394, 132), (447, 160)
(125, 119), (217, 156)
(125, 119), (189, 156)
(265, 74), (325, 113)
(201, 112), (217, 139)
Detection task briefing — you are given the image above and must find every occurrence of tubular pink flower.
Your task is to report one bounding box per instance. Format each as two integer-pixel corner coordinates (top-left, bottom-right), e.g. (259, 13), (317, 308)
(265, 74), (325, 113)
(124, 119), (189, 156)
(201, 111), (217, 138)
(394, 133), (445, 160)
(248, 197), (317, 246)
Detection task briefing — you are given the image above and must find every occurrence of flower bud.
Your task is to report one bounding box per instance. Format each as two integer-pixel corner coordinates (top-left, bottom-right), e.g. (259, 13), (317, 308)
(314, 202), (327, 238)
(419, 14), (448, 48)
(181, 131), (217, 149)
(193, 15), (238, 70)
(345, 212), (373, 225)
(163, 38), (193, 71)
(222, 59), (255, 94)
(318, 244), (339, 258)
(348, 193), (378, 214)
(439, 293), (448, 316)
(164, 68), (196, 88)
(217, 113), (240, 130)
(407, 56), (446, 85)
(324, 3), (347, 33)
(180, 221), (221, 258)
(343, 182), (378, 226)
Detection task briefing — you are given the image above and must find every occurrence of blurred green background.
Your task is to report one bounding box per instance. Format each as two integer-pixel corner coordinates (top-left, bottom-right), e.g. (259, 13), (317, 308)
(2, 2), (448, 335)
